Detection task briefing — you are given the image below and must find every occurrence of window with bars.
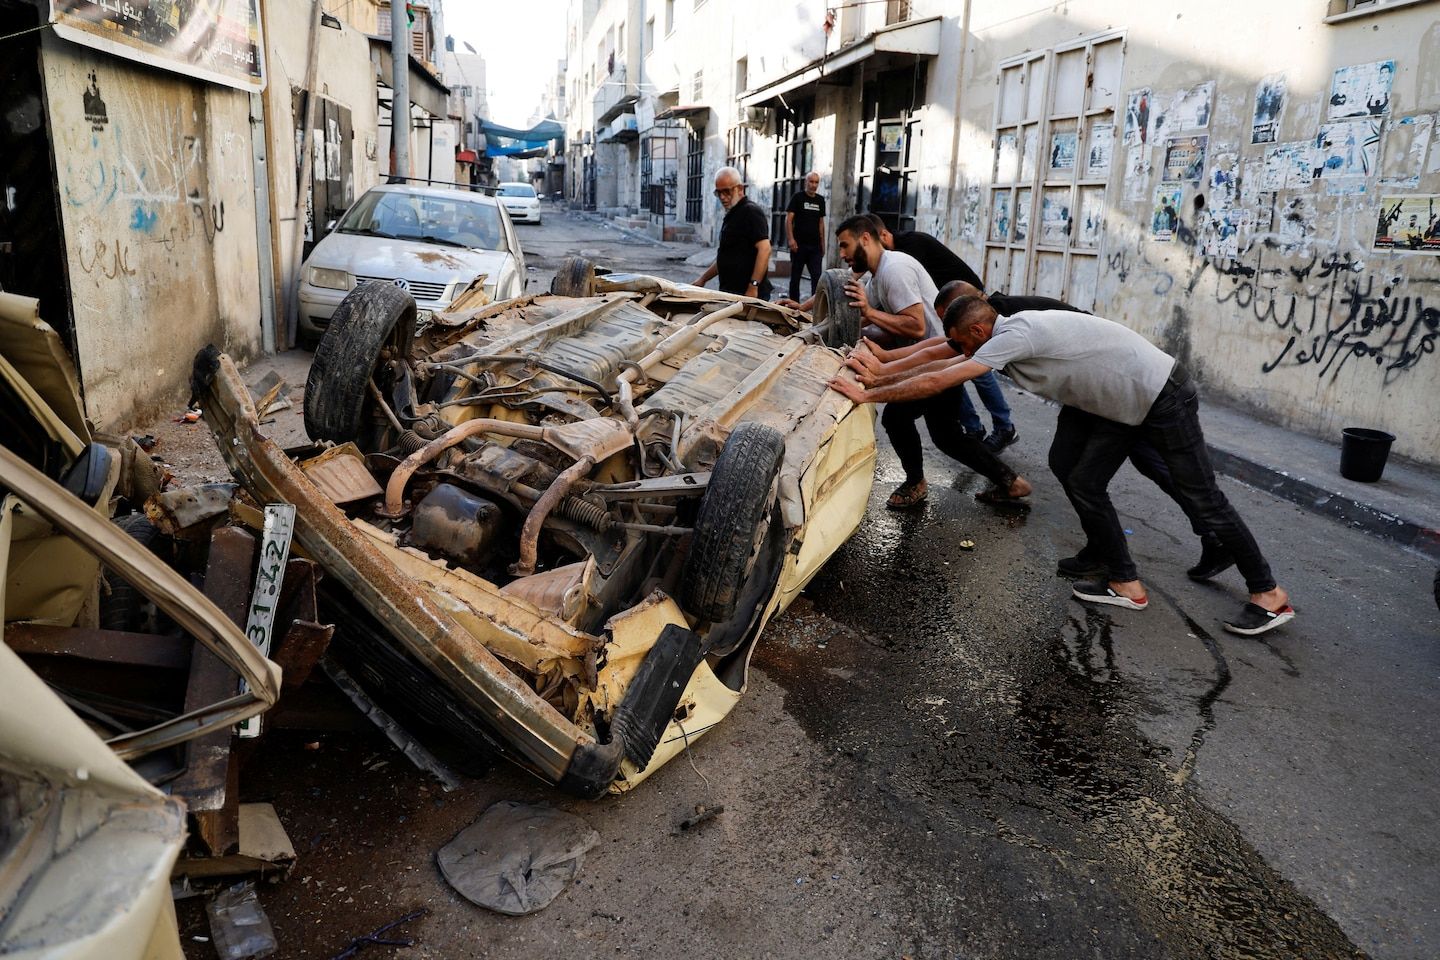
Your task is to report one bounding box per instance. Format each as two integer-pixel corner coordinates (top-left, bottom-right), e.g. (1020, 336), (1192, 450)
(726, 125), (752, 185)
(885, 0), (912, 23)
(685, 126), (705, 223)
(691, 69), (704, 101)
(984, 33), (1124, 310)
(770, 101), (814, 243)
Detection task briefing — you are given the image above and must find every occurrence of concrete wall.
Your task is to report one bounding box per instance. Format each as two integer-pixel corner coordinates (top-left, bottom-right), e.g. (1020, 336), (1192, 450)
(42, 36), (263, 429)
(264, 5), (380, 328)
(949, 0), (1440, 465)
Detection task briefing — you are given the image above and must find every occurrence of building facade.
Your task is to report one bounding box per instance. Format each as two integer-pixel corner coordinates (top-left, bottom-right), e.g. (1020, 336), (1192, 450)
(561, 0), (1440, 466)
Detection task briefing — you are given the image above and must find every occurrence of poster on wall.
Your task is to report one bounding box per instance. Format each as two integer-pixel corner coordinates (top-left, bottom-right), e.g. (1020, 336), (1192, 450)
(1123, 89), (1151, 146)
(1328, 60), (1394, 120)
(990, 192), (1012, 242)
(1122, 145), (1151, 202)
(1151, 185), (1183, 241)
(1021, 128), (1039, 181)
(961, 186), (983, 241)
(1373, 194), (1440, 253)
(1162, 135), (1208, 182)
(1076, 189), (1105, 247)
(1085, 122), (1115, 178)
(1201, 209), (1248, 259)
(1015, 190), (1032, 242)
(1314, 119), (1381, 179)
(1260, 141), (1314, 189)
(1039, 190), (1071, 245)
(50, 0), (266, 92)
(1208, 152), (1239, 209)
(1153, 82), (1214, 139)
(1251, 75), (1287, 144)
(1050, 132), (1078, 171)
(1379, 114), (1434, 188)
(997, 132), (1020, 182)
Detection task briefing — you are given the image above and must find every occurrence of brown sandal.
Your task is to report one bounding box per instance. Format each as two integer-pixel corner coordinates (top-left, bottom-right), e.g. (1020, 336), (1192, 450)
(886, 480), (928, 510)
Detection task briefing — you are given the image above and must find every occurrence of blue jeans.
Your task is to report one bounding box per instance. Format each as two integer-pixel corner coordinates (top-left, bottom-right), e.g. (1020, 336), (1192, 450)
(956, 370), (1014, 435)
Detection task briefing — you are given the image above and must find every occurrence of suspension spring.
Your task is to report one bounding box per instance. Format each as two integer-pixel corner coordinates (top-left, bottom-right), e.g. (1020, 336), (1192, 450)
(557, 496), (613, 531)
(397, 429), (430, 455)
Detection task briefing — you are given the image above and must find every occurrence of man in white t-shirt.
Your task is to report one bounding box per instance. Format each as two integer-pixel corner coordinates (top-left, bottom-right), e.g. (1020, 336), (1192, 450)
(831, 214), (1030, 509)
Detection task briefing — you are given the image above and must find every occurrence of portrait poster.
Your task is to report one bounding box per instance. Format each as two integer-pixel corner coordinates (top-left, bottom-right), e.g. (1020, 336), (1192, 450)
(1328, 60), (1394, 120)
(1373, 194), (1440, 253)
(1123, 145), (1151, 202)
(879, 122), (904, 153)
(1162, 135), (1208, 183)
(1085, 122), (1115, 178)
(1314, 119), (1380, 179)
(1379, 114), (1433, 188)
(1251, 74), (1287, 145)
(1050, 132), (1078, 171)
(1123, 89), (1151, 146)
(961, 185), (983, 241)
(1151, 185), (1183, 241)
(990, 192), (1012, 242)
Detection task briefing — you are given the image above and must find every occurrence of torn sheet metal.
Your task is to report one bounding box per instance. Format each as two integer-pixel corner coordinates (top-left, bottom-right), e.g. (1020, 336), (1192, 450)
(0, 642), (186, 960)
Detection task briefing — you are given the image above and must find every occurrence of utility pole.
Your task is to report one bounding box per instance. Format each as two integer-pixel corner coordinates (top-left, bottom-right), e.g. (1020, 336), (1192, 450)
(390, 0), (411, 181)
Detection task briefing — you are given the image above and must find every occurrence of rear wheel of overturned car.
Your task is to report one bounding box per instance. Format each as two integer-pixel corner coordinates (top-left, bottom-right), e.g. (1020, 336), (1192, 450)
(813, 268), (861, 348)
(304, 281), (416, 444)
(551, 256), (596, 297)
(679, 421), (787, 624)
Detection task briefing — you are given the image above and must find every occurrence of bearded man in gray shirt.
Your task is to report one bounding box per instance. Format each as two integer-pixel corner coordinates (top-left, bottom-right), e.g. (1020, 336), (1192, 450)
(828, 294), (1294, 637)
(832, 215), (1030, 509)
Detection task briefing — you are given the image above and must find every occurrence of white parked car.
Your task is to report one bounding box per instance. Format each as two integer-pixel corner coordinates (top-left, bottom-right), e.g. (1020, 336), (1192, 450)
(496, 181), (543, 224)
(297, 183), (527, 344)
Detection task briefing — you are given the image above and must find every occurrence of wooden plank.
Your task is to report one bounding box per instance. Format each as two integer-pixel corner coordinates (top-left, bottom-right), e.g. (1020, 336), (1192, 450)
(170, 526), (255, 857)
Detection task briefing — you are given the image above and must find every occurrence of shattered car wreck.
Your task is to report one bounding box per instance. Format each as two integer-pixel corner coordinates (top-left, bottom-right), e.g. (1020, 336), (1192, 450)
(199, 266), (875, 796)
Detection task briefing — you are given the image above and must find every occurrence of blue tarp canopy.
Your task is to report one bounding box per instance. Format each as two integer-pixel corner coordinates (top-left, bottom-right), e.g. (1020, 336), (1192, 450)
(479, 118), (564, 157)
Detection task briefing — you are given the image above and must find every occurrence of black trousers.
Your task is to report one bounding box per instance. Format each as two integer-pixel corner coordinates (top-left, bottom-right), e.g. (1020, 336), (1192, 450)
(788, 244), (824, 300)
(881, 386), (1018, 489)
(1047, 370), (1275, 592)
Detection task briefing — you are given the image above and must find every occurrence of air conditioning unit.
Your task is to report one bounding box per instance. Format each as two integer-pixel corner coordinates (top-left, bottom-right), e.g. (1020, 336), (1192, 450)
(743, 106), (771, 130)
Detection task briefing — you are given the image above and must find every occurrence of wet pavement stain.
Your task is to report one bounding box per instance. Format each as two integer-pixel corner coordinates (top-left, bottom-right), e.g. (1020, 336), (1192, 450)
(757, 481), (1365, 959)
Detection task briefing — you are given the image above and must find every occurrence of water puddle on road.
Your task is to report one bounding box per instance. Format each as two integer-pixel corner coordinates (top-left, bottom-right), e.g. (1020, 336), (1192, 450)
(757, 514), (1363, 959)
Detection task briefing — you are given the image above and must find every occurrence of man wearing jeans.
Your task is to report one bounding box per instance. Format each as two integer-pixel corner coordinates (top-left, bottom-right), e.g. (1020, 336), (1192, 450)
(828, 295), (1294, 637)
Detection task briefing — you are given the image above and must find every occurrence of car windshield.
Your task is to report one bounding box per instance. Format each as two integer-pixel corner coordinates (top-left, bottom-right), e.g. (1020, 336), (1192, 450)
(336, 191), (507, 250)
(497, 184), (537, 198)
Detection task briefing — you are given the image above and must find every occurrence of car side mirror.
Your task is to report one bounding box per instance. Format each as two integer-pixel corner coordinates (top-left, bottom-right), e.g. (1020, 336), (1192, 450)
(324, 219), (337, 232)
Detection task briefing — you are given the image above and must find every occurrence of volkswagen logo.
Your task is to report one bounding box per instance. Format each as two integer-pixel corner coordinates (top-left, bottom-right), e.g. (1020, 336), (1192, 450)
(392, 277), (410, 292)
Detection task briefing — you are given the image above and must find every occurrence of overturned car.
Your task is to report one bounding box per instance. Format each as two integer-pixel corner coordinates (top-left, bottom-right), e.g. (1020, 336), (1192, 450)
(200, 264), (874, 796)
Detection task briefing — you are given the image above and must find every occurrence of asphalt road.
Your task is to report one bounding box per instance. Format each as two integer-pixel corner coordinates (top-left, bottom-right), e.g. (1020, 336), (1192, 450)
(179, 209), (1440, 960)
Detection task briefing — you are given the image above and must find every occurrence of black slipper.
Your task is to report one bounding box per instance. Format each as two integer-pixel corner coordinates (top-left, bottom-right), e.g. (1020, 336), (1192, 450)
(975, 486), (1030, 509)
(1223, 603), (1295, 636)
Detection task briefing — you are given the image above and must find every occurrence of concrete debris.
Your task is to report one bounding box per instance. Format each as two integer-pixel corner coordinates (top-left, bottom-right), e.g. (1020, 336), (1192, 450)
(206, 882), (277, 959)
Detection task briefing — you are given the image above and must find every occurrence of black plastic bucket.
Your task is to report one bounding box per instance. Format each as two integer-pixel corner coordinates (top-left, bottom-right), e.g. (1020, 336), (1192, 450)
(1339, 427), (1396, 483)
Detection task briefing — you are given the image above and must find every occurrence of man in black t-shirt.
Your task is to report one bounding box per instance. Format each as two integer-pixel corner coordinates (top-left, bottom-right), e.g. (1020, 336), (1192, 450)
(695, 166), (773, 299)
(784, 172), (826, 300)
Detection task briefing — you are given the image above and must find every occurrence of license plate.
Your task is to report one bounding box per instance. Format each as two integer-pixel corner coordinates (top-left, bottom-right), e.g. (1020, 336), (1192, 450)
(416, 308), (434, 328)
(238, 503), (296, 738)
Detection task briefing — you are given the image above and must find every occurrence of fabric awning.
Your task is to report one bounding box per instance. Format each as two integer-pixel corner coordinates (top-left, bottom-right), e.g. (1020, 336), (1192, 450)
(738, 16), (941, 108)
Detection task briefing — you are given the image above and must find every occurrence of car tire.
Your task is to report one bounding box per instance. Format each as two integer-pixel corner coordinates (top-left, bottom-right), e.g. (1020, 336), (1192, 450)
(679, 421), (787, 624)
(813, 268), (861, 348)
(304, 281), (416, 443)
(99, 513), (165, 632)
(551, 256), (595, 297)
